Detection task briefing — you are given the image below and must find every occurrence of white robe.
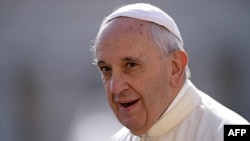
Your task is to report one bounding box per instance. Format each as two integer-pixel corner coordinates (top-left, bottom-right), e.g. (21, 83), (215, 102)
(109, 80), (249, 141)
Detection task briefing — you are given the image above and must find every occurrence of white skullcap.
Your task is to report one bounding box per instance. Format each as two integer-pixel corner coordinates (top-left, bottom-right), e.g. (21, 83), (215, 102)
(104, 3), (183, 45)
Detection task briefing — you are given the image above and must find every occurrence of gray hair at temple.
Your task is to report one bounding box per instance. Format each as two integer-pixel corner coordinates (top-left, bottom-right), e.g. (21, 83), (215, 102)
(149, 22), (191, 79)
(92, 3), (191, 78)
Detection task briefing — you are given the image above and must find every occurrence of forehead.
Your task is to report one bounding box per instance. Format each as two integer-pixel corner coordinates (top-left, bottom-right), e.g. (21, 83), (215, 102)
(100, 17), (150, 36)
(95, 17), (162, 61)
(96, 17), (151, 46)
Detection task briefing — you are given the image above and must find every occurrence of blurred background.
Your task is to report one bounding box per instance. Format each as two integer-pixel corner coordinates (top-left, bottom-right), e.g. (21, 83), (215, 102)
(0, 0), (249, 141)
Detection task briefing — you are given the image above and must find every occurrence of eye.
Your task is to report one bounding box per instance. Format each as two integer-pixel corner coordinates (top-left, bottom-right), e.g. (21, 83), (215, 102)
(100, 66), (111, 72)
(126, 62), (137, 68)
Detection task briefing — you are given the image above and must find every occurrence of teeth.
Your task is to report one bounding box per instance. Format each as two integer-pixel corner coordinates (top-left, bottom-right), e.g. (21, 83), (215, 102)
(121, 102), (130, 108)
(123, 103), (129, 108)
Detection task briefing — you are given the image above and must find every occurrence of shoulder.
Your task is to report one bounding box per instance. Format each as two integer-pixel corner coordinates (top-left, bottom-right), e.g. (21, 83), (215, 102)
(186, 81), (248, 124)
(198, 91), (249, 124)
(178, 86), (249, 141)
(108, 127), (131, 141)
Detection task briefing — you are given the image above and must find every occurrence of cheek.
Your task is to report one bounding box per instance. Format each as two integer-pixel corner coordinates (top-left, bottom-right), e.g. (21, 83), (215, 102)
(104, 83), (120, 116)
(104, 84), (114, 108)
(142, 70), (171, 111)
(106, 91), (119, 117)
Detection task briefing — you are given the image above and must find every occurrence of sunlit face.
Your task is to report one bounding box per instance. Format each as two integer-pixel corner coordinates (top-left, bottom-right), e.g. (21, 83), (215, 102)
(95, 18), (176, 135)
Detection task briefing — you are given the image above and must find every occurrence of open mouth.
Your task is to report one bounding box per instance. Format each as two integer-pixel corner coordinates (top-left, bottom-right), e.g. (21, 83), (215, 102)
(120, 99), (139, 108)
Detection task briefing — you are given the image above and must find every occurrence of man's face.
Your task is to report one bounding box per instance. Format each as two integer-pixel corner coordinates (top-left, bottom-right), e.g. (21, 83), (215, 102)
(95, 18), (175, 135)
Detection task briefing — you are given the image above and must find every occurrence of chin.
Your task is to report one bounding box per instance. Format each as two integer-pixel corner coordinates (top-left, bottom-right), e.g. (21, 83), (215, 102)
(130, 129), (146, 136)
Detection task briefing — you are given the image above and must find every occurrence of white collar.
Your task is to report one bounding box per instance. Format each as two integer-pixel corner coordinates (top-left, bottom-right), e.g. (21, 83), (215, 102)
(161, 79), (192, 117)
(144, 79), (201, 137)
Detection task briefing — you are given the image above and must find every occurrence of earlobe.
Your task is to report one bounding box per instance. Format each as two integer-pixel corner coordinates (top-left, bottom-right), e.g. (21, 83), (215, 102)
(170, 51), (188, 86)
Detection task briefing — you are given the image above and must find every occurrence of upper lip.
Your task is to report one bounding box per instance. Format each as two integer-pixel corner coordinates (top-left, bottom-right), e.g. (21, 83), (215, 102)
(120, 100), (137, 103)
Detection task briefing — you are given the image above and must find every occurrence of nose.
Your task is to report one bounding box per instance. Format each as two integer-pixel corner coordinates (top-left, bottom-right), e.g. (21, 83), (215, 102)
(109, 72), (129, 95)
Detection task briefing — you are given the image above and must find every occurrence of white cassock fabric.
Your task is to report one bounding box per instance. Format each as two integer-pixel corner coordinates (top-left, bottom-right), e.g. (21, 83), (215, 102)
(108, 80), (249, 141)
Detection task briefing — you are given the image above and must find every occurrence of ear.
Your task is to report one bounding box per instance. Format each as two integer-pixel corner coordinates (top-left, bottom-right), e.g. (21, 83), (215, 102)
(170, 51), (188, 86)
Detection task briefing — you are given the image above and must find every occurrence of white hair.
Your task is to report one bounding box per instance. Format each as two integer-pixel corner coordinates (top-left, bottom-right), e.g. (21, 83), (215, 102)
(149, 22), (191, 79)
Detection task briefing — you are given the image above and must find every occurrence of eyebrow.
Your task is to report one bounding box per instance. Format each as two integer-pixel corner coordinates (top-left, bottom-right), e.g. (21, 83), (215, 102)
(97, 60), (106, 66)
(122, 57), (137, 62)
(96, 56), (139, 66)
